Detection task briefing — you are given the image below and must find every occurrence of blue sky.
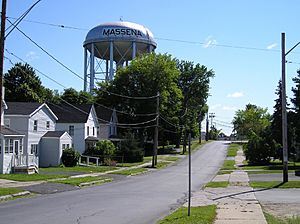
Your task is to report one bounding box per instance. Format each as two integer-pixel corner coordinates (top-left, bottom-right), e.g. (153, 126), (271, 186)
(4, 0), (300, 135)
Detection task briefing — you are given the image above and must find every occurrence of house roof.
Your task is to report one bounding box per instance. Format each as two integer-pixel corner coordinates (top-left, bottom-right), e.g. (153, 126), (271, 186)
(6, 102), (43, 115)
(48, 103), (93, 123)
(42, 131), (66, 138)
(95, 105), (113, 124)
(0, 125), (24, 136)
(5, 102), (58, 120)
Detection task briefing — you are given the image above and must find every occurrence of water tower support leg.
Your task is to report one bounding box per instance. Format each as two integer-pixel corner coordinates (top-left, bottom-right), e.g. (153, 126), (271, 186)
(83, 48), (87, 92)
(109, 41), (114, 81)
(89, 43), (95, 92)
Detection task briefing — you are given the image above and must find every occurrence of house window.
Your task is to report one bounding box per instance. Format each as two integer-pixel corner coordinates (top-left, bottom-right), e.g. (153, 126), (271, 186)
(20, 139), (23, 154)
(5, 139), (8, 153)
(46, 121), (50, 129)
(9, 139), (13, 153)
(87, 126), (89, 135)
(93, 127), (95, 136)
(33, 120), (38, 131)
(69, 125), (74, 136)
(4, 119), (10, 127)
(97, 126), (99, 136)
(62, 144), (70, 150)
(31, 144), (38, 155)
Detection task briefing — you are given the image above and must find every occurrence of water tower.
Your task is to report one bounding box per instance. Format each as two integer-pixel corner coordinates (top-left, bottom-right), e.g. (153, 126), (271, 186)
(83, 21), (157, 92)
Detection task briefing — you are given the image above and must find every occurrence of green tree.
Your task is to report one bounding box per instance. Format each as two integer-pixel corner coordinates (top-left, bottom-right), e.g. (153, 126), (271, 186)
(94, 53), (183, 142)
(60, 88), (94, 104)
(4, 63), (53, 102)
(232, 104), (270, 139)
(94, 140), (116, 157)
(176, 60), (214, 152)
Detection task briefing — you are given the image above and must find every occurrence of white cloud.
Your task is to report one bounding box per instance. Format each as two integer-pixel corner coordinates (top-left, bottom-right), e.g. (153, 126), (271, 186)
(227, 91), (244, 98)
(203, 36), (217, 48)
(267, 43), (277, 50)
(222, 106), (237, 111)
(26, 51), (39, 61)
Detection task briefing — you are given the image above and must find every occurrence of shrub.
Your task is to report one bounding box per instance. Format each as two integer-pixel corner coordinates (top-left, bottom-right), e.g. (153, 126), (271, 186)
(94, 140), (116, 157)
(61, 148), (80, 167)
(117, 132), (144, 163)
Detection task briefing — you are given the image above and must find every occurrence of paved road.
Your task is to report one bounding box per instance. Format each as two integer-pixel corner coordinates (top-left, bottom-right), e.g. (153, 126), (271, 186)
(0, 141), (227, 224)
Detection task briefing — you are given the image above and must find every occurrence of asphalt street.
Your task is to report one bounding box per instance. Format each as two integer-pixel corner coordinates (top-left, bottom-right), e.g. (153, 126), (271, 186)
(0, 141), (228, 224)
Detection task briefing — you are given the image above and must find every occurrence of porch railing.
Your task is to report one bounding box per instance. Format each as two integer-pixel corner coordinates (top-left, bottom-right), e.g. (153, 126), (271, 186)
(14, 154), (38, 167)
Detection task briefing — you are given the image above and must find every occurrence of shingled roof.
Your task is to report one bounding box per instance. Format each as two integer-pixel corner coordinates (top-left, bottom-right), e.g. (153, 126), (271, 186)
(48, 103), (93, 123)
(94, 105), (113, 124)
(6, 102), (43, 115)
(42, 131), (66, 138)
(0, 125), (23, 136)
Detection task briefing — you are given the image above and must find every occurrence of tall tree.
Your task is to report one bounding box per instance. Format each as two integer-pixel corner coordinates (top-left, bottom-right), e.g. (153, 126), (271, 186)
(60, 88), (94, 104)
(232, 104), (270, 139)
(176, 60), (214, 152)
(94, 53), (183, 142)
(4, 63), (52, 102)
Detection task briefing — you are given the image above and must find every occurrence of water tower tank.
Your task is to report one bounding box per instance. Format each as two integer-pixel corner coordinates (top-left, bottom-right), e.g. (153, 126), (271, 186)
(83, 21), (157, 92)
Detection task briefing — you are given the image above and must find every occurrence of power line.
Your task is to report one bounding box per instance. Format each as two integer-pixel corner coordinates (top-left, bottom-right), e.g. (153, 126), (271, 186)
(5, 50), (158, 117)
(5, 0), (42, 38)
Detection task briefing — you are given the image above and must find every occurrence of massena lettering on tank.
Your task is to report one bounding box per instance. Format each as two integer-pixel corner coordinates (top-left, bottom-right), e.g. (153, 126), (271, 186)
(102, 28), (143, 37)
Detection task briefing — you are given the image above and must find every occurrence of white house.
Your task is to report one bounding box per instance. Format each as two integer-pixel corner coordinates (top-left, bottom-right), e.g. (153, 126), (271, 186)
(49, 103), (99, 154)
(95, 105), (118, 139)
(0, 99), (26, 174)
(4, 102), (71, 172)
(40, 131), (72, 167)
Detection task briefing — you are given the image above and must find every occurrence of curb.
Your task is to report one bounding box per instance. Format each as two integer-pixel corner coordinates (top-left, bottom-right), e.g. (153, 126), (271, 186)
(0, 191), (31, 201)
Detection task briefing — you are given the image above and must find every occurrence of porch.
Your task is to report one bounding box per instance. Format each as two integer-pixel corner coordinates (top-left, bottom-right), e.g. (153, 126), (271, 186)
(13, 154), (39, 174)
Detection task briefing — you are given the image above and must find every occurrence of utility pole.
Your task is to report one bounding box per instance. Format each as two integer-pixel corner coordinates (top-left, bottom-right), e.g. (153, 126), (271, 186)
(0, 0), (7, 131)
(209, 112), (215, 128)
(205, 113), (209, 141)
(281, 33), (300, 183)
(198, 114), (201, 143)
(187, 132), (191, 216)
(152, 92), (159, 167)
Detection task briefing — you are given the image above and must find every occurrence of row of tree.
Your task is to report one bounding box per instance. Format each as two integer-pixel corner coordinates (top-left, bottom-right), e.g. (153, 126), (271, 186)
(4, 53), (215, 152)
(232, 69), (300, 164)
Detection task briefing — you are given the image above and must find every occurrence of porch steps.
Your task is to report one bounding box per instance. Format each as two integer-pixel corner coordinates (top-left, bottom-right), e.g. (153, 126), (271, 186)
(14, 165), (39, 174)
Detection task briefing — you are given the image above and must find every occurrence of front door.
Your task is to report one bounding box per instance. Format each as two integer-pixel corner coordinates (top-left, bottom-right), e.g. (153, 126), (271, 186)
(14, 140), (19, 155)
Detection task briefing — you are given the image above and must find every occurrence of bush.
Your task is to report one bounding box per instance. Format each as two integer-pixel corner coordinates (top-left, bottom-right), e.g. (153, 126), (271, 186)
(61, 148), (80, 167)
(94, 140), (116, 156)
(117, 132), (144, 163)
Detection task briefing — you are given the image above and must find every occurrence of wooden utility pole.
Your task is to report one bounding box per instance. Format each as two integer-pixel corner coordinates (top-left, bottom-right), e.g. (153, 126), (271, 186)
(152, 92), (159, 167)
(198, 114), (201, 143)
(205, 113), (209, 141)
(187, 132), (191, 216)
(0, 0), (7, 131)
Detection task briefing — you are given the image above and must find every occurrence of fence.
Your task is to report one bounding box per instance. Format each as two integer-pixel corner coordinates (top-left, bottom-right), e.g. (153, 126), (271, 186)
(79, 155), (124, 167)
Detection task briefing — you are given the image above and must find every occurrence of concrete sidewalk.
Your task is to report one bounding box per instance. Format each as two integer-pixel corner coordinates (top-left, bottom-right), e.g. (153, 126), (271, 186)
(184, 148), (267, 224)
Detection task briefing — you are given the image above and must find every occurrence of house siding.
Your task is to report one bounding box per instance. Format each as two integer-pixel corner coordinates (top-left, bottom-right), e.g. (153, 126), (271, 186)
(56, 123), (85, 154)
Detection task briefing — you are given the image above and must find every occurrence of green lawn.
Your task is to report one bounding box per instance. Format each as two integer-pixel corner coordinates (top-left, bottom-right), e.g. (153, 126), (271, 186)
(0, 188), (24, 197)
(39, 166), (116, 173)
(158, 205), (217, 224)
(111, 168), (147, 176)
(52, 176), (112, 186)
(227, 144), (240, 157)
(242, 161), (300, 174)
(221, 160), (236, 170)
(250, 181), (300, 189)
(205, 181), (229, 188)
(264, 211), (300, 224)
(0, 173), (67, 181)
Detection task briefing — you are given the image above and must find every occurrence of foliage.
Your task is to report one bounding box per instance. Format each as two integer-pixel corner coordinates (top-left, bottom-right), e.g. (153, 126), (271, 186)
(176, 60), (214, 151)
(232, 104), (271, 139)
(208, 126), (221, 140)
(227, 144), (240, 157)
(158, 205), (217, 224)
(59, 88), (94, 104)
(116, 132), (144, 162)
(4, 63), (54, 102)
(93, 140), (116, 157)
(61, 148), (80, 167)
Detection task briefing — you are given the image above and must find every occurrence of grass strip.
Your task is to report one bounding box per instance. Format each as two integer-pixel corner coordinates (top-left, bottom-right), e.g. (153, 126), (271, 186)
(227, 143), (240, 157)
(39, 166), (116, 173)
(0, 188), (24, 197)
(111, 168), (147, 176)
(205, 181), (229, 188)
(264, 211), (300, 224)
(221, 160), (235, 170)
(0, 174), (67, 181)
(52, 176), (112, 186)
(250, 181), (300, 189)
(158, 205), (217, 224)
